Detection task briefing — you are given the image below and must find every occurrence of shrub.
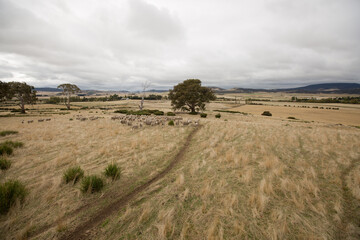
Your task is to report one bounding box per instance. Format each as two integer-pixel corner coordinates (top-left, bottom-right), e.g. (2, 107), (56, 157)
(104, 163), (121, 180)
(0, 157), (11, 170)
(63, 166), (84, 184)
(114, 109), (128, 114)
(0, 180), (27, 214)
(166, 112), (176, 116)
(215, 113), (221, 118)
(287, 116), (296, 120)
(200, 113), (207, 118)
(153, 110), (164, 116)
(261, 111), (272, 116)
(81, 175), (104, 193)
(0, 131), (18, 137)
(0, 145), (13, 156)
(168, 120), (174, 126)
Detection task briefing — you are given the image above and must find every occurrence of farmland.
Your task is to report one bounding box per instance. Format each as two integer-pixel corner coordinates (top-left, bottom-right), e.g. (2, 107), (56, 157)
(0, 94), (360, 239)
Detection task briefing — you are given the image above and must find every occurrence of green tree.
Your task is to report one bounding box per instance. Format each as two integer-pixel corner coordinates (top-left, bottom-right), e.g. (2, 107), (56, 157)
(7, 82), (37, 113)
(57, 83), (81, 110)
(168, 79), (216, 113)
(0, 81), (11, 102)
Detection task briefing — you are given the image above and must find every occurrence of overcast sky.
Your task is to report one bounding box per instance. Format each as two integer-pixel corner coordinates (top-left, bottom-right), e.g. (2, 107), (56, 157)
(0, 0), (359, 90)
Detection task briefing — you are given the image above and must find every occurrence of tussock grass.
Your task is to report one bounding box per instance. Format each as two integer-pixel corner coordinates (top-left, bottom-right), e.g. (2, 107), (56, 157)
(0, 130), (18, 137)
(104, 163), (121, 180)
(81, 175), (104, 193)
(0, 180), (27, 214)
(63, 166), (84, 184)
(0, 157), (11, 170)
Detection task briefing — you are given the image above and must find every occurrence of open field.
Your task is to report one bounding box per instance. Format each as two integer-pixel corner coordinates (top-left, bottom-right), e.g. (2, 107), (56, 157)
(0, 97), (360, 239)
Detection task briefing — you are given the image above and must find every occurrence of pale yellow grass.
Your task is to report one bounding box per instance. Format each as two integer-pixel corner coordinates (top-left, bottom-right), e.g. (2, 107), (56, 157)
(229, 104), (360, 125)
(98, 116), (360, 239)
(0, 114), (189, 239)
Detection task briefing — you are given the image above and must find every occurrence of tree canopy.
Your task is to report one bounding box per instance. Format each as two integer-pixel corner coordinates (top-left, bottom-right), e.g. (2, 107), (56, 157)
(168, 79), (216, 113)
(6, 82), (37, 113)
(0, 81), (11, 102)
(57, 83), (80, 110)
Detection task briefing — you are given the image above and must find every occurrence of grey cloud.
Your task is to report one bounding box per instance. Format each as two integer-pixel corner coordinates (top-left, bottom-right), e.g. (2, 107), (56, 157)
(0, 0), (359, 90)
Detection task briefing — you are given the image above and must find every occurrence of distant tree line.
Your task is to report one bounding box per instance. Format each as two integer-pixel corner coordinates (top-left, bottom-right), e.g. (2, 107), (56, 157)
(290, 96), (360, 104)
(44, 94), (163, 104)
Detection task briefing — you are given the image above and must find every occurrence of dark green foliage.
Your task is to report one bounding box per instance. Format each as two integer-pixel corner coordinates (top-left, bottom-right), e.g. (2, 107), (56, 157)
(81, 175), (104, 193)
(166, 112), (176, 116)
(6, 82), (37, 113)
(0, 157), (11, 170)
(63, 166), (84, 184)
(214, 110), (249, 115)
(0, 180), (27, 214)
(2, 141), (24, 148)
(200, 113), (207, 118)
(168, 79), (216, 113)
(114, 109), (129, 114)
(0, 131), (18, 137)
(168, 120), (174, 126)
(261, 111), (272, 116)
(0, 145), (13, 156)
(215, 113), (221, 118)
(104, 163), (121, 180)
(114, 109), (164, 116)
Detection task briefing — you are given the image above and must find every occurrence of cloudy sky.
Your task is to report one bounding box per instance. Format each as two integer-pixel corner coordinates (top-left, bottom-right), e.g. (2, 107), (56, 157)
(0, 0), (359, 90)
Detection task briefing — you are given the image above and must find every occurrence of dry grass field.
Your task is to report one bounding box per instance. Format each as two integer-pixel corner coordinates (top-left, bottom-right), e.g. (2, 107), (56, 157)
(0, 97), (359, 239)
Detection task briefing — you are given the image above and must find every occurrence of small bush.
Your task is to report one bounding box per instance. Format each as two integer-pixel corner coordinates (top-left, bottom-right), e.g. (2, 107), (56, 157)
(166, 112), (175, 116)
(0, 157), (11, 170)
(168, 120), (174, 126)
(0, 180), (27, 214)
(200, 113), (207, 118)
(81, 175), (104, 193)
(0, 131), (18, 137)
(114, 109), (129, 114)
(261, 111), (272, 116)
(215, 113), (221, 118)
(153, 110), (164, 116)
(0, 145), (13, 156)
(104, 163), (121, 180)
(287, 116), (296, 120)
(63, 166), (84, 184)
(69, 118), (73, 121)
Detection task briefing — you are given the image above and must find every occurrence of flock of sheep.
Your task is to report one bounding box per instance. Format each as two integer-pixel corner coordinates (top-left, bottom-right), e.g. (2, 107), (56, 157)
(110, 114), (199, 129)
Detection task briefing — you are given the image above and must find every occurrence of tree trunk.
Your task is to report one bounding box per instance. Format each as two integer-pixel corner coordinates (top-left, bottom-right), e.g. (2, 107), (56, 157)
(20, 97), (25, 114)
(66, 95), (71, 110)
(139, 95), (144, 110)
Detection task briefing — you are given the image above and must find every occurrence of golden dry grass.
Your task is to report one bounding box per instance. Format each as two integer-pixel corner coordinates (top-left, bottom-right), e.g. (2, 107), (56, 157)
(0, 113), (190, 239)
(96, 117), (360, 240)
(0, 98), (359, 239)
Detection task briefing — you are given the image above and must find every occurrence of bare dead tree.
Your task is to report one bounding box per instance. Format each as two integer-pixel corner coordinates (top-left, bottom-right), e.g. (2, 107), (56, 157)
(138, 81), (151, 110)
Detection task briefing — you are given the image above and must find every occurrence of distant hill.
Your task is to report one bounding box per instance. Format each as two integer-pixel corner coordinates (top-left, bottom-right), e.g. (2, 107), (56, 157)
(212, 83), (360, 94)
(35, 87), (62, 92)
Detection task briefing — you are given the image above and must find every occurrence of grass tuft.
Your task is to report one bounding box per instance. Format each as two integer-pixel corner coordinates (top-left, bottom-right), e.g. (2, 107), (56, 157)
(200, 113), (207, 118)
(168, 120), (174, 126)
(63, 166), (84, 184)
(104, 163), (121, 180)
(0, 130), (18, 137)
(0, 180), (27, 214)
(81, 175), (104, 193)
(0, 157), (11, 170)
(215, 113), (221, 118)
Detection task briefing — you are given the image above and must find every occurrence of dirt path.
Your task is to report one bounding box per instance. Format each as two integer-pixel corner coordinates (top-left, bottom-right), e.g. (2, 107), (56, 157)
(59, 125), (201, 240)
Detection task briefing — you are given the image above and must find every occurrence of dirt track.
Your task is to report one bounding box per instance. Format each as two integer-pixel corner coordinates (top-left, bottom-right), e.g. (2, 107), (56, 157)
(59, 125), (201, 240)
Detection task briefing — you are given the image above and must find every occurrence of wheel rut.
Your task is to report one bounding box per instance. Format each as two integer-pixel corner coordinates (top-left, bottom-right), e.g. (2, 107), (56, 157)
(59, 125), (201, 240)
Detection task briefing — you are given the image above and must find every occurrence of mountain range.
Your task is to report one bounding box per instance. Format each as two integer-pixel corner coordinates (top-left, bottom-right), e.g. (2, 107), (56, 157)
(36, 83), (360, 94)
